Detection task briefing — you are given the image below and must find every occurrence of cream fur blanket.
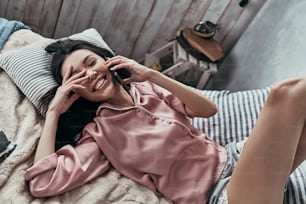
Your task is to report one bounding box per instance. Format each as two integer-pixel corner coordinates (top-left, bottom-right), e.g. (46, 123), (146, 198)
(0, 30), (168, 204)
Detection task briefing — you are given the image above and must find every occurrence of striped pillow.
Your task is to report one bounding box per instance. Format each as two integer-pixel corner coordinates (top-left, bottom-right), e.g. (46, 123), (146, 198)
(0, 28), (113, 115)
(191, 88), (271, 145)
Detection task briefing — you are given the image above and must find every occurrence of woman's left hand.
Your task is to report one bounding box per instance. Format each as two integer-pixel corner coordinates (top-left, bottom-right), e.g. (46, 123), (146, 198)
(105, 56), (155, 83)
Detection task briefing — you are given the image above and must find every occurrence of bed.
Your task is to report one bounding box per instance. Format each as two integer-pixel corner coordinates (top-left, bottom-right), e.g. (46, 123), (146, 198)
(0, 22), (305, 204)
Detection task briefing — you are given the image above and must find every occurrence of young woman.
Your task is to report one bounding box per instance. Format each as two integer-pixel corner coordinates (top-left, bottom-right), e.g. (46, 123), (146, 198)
(25, 39), (306, 204)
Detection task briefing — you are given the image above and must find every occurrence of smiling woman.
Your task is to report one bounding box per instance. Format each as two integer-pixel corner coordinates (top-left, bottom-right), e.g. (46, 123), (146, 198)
(23, 38), (306, 204)
(26, 39), (225, 203)
(40, 40), (116, 150)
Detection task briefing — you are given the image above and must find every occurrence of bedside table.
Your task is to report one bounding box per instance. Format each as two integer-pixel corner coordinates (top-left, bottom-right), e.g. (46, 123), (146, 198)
(144, 40), (217, 89)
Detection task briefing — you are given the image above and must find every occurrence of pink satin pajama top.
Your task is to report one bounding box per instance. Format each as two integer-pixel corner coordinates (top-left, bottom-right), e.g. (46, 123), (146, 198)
(25, 81), (227, 204)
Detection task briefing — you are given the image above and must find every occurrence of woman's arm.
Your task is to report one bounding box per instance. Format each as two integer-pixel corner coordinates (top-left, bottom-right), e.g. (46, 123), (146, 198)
(106, 56), (217, 118)
(34, 68), (88, 163)
(26, 134), (110, 197)
(148, 71), (217, 118)
(34, 111), (59, 163)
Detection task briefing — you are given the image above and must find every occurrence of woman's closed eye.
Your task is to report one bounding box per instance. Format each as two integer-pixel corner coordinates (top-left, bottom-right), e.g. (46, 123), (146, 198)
(69, 60), (96, 78)
(84, 56), (97, 67)
(88, 59), (96, 67)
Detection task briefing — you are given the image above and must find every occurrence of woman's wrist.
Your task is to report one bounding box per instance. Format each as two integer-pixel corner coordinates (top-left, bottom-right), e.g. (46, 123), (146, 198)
(46, 109), (61, 119)
(147, 69), (163, 83)
(34, 108), (59, 163)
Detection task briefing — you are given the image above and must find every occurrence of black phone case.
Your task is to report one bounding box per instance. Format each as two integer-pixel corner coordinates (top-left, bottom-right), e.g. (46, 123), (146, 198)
(106, 57), (131, 91)
(109, 68), (131, 91)
(114, 68), (131, 79)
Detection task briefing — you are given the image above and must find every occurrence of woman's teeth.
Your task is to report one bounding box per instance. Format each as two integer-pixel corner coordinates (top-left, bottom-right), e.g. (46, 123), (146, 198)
(95, 78), (105, 90)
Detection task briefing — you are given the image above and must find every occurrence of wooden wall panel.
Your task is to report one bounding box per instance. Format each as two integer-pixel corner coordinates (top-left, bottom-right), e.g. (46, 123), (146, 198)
(53, 0), (82, 38)
(72, 0), (101, 34)
(0, 0), (9, 17)
(179, 0), (213, 29)
(103, 0), (144, 55)
(91, 0), (118, 36)
(131, 0), (175, 60)
(1, 0), (267, 61)
(219, 0), (266, 53)
(6, 0), (27, 20)
(1, 0), (62, 38)
(38, 0), (63, 37)
(201, 0), (231, 23)
(214, 0), (245, 44)
(149, 0), (192, 51)
(23, 0), (45, 32)
(103, 0), (155, 57)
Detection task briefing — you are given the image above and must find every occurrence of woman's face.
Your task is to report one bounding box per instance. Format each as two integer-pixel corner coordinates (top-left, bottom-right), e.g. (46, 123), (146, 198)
(61, 49), (118, 102)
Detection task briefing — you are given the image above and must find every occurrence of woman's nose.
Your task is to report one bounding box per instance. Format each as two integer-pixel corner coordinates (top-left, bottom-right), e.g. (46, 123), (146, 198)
(87, 70), (97, 80)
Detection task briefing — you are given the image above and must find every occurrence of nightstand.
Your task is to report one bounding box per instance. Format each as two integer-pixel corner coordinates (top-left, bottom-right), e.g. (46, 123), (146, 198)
(144, 40), (217, 89)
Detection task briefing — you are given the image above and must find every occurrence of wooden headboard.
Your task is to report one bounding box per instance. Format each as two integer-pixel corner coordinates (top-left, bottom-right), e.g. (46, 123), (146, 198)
(0, 0), (266, 61)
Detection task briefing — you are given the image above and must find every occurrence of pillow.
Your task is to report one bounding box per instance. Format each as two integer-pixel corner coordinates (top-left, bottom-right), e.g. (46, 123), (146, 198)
(0, 28), (113, 115)
(191, 88), (271, 146)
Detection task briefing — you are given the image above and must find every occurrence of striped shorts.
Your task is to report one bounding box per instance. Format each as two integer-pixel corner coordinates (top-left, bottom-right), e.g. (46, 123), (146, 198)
(206, 138), (246, 204)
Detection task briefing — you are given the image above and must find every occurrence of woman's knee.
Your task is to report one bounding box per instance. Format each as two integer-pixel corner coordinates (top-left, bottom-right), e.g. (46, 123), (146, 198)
(268, 77), (306, 106)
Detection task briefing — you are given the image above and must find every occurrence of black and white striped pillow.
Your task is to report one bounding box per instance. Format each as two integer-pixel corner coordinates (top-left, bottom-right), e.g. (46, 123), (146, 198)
(0, 28), (113, 115)
(191, 88), (271, 145)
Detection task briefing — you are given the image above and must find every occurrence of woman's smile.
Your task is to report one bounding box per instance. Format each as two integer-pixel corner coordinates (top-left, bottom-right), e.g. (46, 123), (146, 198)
(94, 77), (105, 91)
(91, 75), (107, 91)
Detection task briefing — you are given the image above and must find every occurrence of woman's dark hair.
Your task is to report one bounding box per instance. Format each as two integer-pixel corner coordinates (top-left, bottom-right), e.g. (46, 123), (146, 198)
(40, 39), (115, 150)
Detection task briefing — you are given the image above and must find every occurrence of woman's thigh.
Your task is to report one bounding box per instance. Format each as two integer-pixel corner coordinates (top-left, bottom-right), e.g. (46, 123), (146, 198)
(227, 78), (306, 204)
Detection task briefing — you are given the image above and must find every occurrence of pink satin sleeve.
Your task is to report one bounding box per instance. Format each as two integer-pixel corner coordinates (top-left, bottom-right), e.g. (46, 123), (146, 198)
(24, 134), (110, 197)
(143, 82), (188, 116)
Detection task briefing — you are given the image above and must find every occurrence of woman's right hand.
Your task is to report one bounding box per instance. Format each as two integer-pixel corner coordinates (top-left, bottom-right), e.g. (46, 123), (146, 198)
(47, 67), (88, 115)
(34, 67), (89, 163)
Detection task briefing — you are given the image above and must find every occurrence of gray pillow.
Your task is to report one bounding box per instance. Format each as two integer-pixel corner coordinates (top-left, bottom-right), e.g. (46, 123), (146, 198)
(0, 28), (113, 115)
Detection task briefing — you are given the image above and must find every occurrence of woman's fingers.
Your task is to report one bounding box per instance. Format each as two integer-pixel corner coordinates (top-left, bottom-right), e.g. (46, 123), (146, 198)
(109, 62), (130, 72)
(122, 78), (132, 84)
(106, 56), (129, 69)
(62, 66), (73, 83)
(62, 70), (89, 95)
(107, 56), (153, 83)
(70, 75), (89, 86)
(50, 72), (88, 114)
(57, 82), (85, 98)
(66, 70), (88, 83)
(70, 84), (87, 93)
(67, 92), (80, 104)
(105, 55), (124, 63)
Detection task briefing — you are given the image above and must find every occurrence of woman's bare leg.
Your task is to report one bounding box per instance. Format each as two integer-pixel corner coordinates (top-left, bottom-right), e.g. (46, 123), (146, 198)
(291, 121), (306, 172)
(227, 77), (306, 204)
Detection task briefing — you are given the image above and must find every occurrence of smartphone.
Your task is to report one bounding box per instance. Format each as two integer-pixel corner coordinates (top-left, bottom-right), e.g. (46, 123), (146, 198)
(111, 68), (131, 81)
(107, 57), (131, 91)
(110, 69), (131, 91)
